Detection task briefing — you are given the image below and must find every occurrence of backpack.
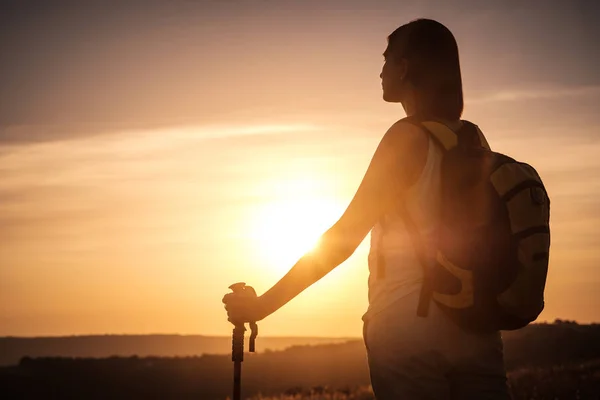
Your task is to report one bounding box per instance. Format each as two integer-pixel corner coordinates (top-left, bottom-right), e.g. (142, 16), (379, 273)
(400, 117), (551, 332)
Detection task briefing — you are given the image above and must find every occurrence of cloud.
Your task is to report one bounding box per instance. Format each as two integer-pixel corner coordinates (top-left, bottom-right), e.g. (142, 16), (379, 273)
(468, 85), (600, 104)
(0, 121), (329, 246)
(0, 122), (324, 146)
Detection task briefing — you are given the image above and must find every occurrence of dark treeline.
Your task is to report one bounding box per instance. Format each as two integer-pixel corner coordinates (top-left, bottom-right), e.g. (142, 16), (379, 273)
(1, 321), (599, 399)
(0, 335), (351, 367)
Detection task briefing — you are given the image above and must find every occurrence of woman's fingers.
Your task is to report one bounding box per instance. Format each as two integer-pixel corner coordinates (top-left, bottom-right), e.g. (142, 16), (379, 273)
(222, 293), (236, 304)
(223, 297), (244, 320)
(223, 290), (265, 323)
(226, 303), (256, 323)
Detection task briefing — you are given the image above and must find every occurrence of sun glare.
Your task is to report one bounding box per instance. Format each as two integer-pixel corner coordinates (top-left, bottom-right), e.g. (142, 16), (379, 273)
(249, 195), (344, 277)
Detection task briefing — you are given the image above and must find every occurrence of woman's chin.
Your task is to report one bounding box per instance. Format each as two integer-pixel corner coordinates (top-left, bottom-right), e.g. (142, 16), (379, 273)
(382, 92), (401, 103)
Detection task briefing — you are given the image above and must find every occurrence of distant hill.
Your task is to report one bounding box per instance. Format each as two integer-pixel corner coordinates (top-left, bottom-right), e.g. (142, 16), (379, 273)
(1, 321), (599, 399)
(502, 320), (600, 369)
(0, 335), (351, 367)
(2, 320), (598, 368)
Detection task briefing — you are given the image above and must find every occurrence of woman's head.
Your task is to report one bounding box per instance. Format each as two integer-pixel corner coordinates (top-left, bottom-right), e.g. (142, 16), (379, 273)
(381, 19), (463, 120)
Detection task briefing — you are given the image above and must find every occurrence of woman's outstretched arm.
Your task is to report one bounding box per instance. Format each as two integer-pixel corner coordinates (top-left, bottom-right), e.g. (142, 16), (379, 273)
(224, 121), (429, 322)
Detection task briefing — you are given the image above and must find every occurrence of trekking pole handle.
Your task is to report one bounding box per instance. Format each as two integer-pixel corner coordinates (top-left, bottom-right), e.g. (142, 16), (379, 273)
(228, 282), (258, 353)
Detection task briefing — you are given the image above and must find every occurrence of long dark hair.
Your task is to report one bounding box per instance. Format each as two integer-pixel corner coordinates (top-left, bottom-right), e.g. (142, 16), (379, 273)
(388, 19), (464, 120)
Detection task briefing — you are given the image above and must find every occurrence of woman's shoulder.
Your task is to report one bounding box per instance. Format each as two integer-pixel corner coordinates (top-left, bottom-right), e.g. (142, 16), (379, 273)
(374, 118), (430, 186)
(380, 118), (430, 154)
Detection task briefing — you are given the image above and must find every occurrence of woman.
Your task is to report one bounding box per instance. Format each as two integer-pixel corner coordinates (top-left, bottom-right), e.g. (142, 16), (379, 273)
(223, 19), (511, 399)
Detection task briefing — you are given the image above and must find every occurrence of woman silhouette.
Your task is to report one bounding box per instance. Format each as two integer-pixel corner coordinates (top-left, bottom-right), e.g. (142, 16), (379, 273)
(223, 19), (511, 399)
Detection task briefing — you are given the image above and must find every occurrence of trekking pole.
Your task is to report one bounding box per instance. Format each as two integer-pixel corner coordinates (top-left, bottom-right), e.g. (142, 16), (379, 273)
(228, 282), (259, 400)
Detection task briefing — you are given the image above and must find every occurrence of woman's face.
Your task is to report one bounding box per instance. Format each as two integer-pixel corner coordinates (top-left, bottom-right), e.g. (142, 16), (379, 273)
(380, 46), (406, 103)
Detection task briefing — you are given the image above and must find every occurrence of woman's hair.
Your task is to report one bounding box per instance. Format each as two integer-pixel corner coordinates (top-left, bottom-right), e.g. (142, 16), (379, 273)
(387, 19), (463, 120)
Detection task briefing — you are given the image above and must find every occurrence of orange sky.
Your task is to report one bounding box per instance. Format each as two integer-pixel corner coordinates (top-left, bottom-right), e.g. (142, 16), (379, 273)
(1, 1), (599, 337)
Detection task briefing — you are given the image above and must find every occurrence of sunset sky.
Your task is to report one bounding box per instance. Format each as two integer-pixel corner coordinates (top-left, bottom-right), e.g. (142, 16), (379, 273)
(1, 0), (599, 337)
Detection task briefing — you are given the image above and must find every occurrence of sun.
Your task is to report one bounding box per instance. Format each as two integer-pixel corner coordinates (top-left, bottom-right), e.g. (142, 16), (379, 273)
(249, 196), (344, 276)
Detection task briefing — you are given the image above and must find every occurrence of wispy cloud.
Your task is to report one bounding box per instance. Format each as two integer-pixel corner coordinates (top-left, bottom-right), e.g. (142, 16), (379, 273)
(469, 85), (600, 104)
(0, 122), (324, 146)
(0, 121), (330, 243)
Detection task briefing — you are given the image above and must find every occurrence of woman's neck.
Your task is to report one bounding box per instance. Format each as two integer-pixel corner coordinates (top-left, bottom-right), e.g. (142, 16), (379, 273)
(401, 93), (417, 117)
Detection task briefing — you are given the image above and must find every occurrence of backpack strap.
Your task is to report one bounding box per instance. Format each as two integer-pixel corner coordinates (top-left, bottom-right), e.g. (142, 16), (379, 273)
(376, 117), (462, 283)
(375, 118), (490, 300)
(403, 116), (490, 151)
(398, 119), (489, 317)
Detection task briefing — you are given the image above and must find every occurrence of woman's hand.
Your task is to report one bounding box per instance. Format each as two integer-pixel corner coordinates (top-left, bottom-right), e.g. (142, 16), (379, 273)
(222, 292), (269, 324)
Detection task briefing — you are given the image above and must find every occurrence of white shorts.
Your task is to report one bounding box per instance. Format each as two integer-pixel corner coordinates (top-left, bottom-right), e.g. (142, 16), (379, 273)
(363, 290), (511, 399)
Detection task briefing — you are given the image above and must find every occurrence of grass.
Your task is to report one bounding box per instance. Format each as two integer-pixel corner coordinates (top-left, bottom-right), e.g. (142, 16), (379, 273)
(240, 359), (600, 400)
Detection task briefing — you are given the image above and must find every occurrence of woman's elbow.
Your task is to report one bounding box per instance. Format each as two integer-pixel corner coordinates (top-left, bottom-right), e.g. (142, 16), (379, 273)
(313, 228), (361, 267)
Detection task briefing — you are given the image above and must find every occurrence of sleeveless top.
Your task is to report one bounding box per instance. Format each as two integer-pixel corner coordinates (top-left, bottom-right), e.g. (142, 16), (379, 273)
(362, 132), (445, 322)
